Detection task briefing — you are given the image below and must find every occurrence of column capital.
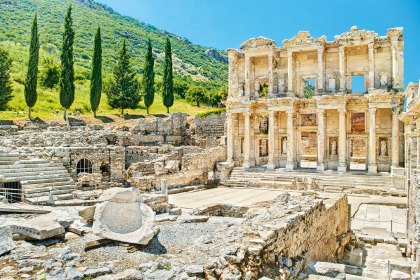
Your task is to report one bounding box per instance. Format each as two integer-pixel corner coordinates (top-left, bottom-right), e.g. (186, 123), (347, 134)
(339, 45), (345, 52)
(317, 108), (325, 115)
(317, 45), (324, 53)
(392, 106), (400, 115)
(368, 106), (377, 113)
(338, 108), (347, 115)
(368, 42), (374, 50)
(287, 51), (293, 58)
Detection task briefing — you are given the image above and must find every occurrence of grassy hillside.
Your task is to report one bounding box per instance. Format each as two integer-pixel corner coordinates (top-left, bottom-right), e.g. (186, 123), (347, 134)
(0, 0), (227, 119)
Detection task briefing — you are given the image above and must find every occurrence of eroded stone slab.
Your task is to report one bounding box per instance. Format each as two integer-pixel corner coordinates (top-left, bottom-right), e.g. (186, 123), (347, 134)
(5, 216), (65, 240)
(0, 226), (15, 256)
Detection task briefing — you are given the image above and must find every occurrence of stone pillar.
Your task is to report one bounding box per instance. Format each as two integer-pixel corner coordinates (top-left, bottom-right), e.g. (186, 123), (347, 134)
(244, 55), (251, 96)
(392, 107), (400, 167)
(317, 46), (325, 92)
(391, 40), (399, 89)
(368, 107), (377, 173)
(226, 112), (234, 163)
(368, 43), (375, 89)
(338, 109), (347, 172)
(317, 109), (326, 171)
(228, 51), (238, 97)
(243, 112), (251, 170)
(339, 46), (346, 92)
(287, 51), (293, 96)
(286, 110), (295, 170)
(267, 111), (275, 170)
(268, 52), (274, 96)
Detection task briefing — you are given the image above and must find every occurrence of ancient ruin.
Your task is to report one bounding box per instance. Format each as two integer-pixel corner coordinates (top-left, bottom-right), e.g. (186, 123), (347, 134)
(0, 26), (419, 280)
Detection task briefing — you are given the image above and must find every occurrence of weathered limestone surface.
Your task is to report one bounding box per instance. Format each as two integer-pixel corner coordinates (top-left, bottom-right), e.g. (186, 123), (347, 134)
(0, 226), (15, 256)
(5, 216), (65, 240)
(131, 113), (187, 136)
(93, 188), (155, 245)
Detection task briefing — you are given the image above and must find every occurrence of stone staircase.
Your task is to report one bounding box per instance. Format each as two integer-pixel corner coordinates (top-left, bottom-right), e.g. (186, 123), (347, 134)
(0, 150), (76, 204)
(223, 167), (405, 196)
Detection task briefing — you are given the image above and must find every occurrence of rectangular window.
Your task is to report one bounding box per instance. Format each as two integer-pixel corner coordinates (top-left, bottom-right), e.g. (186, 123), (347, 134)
(351, 76), (365, 93)
(303, 78), (316, 98)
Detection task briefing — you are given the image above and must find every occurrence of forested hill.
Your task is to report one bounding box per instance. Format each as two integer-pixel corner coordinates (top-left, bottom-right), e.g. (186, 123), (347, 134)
(0, 0), (228, 85)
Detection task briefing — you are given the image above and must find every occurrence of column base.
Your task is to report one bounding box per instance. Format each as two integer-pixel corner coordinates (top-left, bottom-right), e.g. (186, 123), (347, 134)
(267, 162), (275, 171)
(285, 161), (296, 171)
(243, 160), (250, 171)
(317, 163), (325, 172)
(337, 164), (347, 173)
(368, 164), (377, 174)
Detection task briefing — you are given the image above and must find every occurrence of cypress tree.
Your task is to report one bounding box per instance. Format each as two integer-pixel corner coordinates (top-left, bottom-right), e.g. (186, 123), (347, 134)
(162, 38), (174, 114)
(143, 39), (154, 114)
(105, 40), (141, 115)
(0, 48), (13, 111)
(90, 26), (102, 117)
(24, 13), (40, 120)
(60, 5), (75, 120)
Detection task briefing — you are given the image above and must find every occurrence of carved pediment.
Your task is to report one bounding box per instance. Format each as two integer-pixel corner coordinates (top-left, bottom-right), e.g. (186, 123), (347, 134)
(240, 37), (276, 50)
(282, 31), (326, 48)
(334, 26), (377, 44)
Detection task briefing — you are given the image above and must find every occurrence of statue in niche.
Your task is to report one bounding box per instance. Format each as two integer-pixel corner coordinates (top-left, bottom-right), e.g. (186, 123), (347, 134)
(254, 81), (260, 98)
(282, 138), (287, 154)
(331, 140), (337, 156)
(380, 140), (387, 156)
(380, 72), (387, 87)
(238, 83), (244, 96)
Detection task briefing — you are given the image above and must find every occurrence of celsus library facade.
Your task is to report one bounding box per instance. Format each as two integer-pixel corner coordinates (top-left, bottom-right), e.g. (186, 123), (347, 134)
(225, 26), (404, 174)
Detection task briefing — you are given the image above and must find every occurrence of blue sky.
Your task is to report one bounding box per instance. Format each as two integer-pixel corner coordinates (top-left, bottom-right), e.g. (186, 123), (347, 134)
(96, 0), (420, 87)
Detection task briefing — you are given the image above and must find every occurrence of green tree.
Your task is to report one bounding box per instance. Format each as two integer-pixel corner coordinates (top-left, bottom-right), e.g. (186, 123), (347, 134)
(143, 39), (155, 114)
(173, 79), (189, 99)
(0, 48), (13, 111)
(60, 5), (75, 120)
(186, 86), (205, 107)
(40, 57), (60, 90)
(303, 80), (315, 99)
(90, 26), (102, 117)
(105, 40), (141, 115)
(162, 38), (174, 113)
(24, 13), (39, 120)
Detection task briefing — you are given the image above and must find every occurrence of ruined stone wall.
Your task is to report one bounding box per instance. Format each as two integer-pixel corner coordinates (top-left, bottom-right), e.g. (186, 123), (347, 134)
(194, 112), (226, 137)
(131, 113), (188, 136)
(205, 194), (350, 279)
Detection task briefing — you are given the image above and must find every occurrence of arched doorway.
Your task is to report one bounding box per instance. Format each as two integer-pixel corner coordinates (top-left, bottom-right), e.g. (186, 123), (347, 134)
(76, 158), (93, 174)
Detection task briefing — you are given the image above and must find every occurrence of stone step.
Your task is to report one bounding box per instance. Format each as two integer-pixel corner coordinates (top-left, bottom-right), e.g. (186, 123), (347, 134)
(0, 169), (68, 177)
(23, 184), (78, 194)
(22, 180), (75, 189)
(24, 188), (77, 198)
(3, 173), (70, 182)
(25, 193), (75, 204)
(21, 176), (72, 185)
(0, 165), (67, 173)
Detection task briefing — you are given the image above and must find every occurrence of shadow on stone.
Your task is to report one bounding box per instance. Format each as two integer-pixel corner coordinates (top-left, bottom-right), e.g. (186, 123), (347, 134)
(95, 115), (114, 123)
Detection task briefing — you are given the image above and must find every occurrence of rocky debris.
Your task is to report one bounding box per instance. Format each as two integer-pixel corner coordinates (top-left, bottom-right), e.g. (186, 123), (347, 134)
(307, 261), (346, 277)
(78, 205), (96, 224)
(205, 48), (228, 63)
(97, 269), (144, 280)
(169, 208), (182, 216)
(5, 215), (65, 240)
(93, 188), (155, 245)
(0, 226), (16, 256)
(177, 215), (209, 223)
(84, 267), (113, 278)
(185, 265), (204, 277)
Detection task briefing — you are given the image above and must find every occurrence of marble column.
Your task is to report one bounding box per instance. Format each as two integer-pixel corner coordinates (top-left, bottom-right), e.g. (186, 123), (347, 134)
(268, 52), (274, 97)
(392, 107), (400, 167)
(285, 110), (295, 170)
(317, 46), (325, 92)
(368, 43), (375, 89)
(339, 46), (346, 92)
(368, 107), (377, 173)
(287, 51), (293, 96)
(267, 111), (275, 170)
(226, 112), (234, 163)
(317, 109), (326, 171)
(391, 40), (399, 89)
(338, 109), (347, 172)
(244, 55), (251, 96)
(243, 112), (251, 170)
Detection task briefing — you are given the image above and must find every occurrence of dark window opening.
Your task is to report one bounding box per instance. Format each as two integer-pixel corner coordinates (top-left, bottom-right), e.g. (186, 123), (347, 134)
(100, 162), (110, 177)
(2, 182), (22, 203)
(76, 158), (93, 175)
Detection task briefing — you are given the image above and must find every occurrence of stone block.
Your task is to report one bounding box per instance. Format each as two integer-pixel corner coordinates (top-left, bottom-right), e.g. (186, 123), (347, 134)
(307, 261), (346, 277)
(0, 226), (15, 256)
(6, 216), (65, 240)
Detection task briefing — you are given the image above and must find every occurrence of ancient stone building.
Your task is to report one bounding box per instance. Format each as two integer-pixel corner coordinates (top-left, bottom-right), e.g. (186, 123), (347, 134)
(401, 81), (420, 269)
(225, 27), (404, 174)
